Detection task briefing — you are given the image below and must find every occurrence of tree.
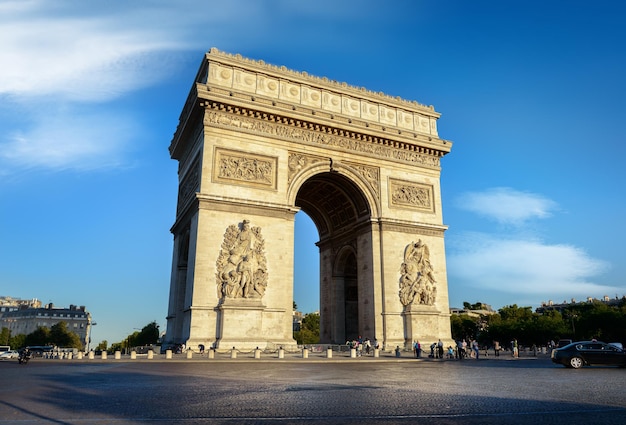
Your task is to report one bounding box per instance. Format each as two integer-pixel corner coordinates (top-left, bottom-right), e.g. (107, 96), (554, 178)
(133, 322), (160, 347)
(49, 322), (83, 349)
(0, 327), (10, 346)
(294, 312), (320, 344)
(24, 327), (51, 346)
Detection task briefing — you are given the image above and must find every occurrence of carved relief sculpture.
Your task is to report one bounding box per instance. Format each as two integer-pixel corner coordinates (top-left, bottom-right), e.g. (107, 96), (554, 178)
(216, 220), (268, 300)
(399, 240), (437, 306)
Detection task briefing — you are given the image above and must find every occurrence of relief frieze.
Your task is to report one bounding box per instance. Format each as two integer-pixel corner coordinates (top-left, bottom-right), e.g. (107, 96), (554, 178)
(389, 178), (434, 212)
(399, 240), (437, 306)
(213, 148), (277, 189)
(177, 155), (200, 214)
(345, 161), (380, 199)
(204, 109), (441, 168)
(287, 151), (327, 184)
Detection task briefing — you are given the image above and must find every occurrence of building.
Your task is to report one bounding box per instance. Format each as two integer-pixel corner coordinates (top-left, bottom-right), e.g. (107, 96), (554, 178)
(0, 303), (92, 349)
(536, 295), (626, 314)
(0, 296), (41, 314)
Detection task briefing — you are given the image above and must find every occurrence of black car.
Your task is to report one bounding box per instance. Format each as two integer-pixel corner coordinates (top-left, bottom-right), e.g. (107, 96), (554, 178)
(551, 341), (626, 369)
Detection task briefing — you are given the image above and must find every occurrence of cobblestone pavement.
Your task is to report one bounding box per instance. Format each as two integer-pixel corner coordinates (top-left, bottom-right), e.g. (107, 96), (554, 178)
(1, 354), (625, 424)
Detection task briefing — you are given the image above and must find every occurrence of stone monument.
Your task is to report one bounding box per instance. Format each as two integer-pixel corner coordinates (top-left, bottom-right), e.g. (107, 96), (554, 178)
(164, 48), (453, 350)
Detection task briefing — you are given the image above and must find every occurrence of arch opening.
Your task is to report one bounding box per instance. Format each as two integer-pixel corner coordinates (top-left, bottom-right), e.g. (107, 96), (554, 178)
(295, 172), (373, 344)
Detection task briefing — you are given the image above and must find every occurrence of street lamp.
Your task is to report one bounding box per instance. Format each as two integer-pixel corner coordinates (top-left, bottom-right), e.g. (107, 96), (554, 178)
(88, 322), (97, 352)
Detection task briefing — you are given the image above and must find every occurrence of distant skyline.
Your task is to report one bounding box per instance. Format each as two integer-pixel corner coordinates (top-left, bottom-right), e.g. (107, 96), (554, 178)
(1, 1), (624, 345)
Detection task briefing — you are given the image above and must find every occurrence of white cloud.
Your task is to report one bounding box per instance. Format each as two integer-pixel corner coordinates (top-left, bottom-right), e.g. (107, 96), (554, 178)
(447, 232), (616, 302)
(455, 187), (558, 225)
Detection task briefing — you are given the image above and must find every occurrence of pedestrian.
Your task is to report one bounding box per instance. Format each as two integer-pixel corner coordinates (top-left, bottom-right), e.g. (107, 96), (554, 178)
(472, 340), (479, 359)
(437, 339), (444, 359)
(395, 346), (401, 357)
(413, 340), (421, 358)
(494, 340), (500, 357)
(511, 339), (519, 358)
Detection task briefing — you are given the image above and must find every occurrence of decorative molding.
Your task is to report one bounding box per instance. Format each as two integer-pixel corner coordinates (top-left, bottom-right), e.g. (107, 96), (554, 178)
(388, 178), (435, 213)
(204, 107), (442, 169)
(213, 147), (277, 190)
(177, 155), (201, 215)
(345, 161), (380, 199)
(287, 151), (327, 184)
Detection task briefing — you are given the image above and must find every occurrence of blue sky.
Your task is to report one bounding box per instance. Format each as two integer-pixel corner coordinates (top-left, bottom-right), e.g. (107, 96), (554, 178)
(1, 0), (625, 345)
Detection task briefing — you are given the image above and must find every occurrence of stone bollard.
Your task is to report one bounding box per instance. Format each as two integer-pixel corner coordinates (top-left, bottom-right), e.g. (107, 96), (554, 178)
(77, 352), (83, 360)
(374, 348), (380, 358)
(230, 347), (237, 359)
(131, 351), (137, 360)
(208, 349), (215, 359)
(350, 348), (357, 358)
(302, 348), (309, 359)
(326, 347), (333, 359)
(67, 352), (73, 360)
(88, 351), (95, 360)
(254, 348), (261, 359)
(101, 351), (108, 360)
(166, 349), (172, 359)
(115, 351), (121, 360)
(186, 350), (193, 359)
(278, 347), (284, 359)
(147, 350), (154, 359)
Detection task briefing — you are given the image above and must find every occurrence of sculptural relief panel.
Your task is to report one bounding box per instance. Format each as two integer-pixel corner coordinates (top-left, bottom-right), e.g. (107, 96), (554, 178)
(213, 148), (277, 190)
(399, 240), (437, 306)
(215, 219), (268, 300)
(361, 100), (380, 122)
(342, 96), (361, 118)
(388, 178), (435, 213)
(397, 109), (414, 130)
(287, 151), (327, 184)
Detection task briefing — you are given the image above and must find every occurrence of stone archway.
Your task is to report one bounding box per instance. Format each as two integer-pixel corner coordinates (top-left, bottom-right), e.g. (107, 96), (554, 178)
(164, 48), (453, 351)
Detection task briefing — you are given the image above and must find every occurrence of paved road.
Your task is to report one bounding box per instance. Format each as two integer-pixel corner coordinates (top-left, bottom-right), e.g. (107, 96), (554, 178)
(1, 356), (625, 424)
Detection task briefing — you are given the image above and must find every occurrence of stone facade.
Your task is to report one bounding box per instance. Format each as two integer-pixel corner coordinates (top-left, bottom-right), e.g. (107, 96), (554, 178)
(165, 48), (453, 350)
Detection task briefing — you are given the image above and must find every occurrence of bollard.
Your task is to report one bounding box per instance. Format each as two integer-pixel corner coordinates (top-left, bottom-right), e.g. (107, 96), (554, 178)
(147, 350), (154, 359)
(115, 351), (121, 360)
(186, 350), (193, 359)
(77, 352), (83, 360)
(278, 347), (284, 359)
(88, 351), (95, 360)
(101, 351), (108, 360)
(374, 348), (380, 358)
(131, 351), (137, 360)
(326, 347), (333, 359)
(230, 347), (237, 359)
(350, 348), (357, 358)
(208, 348), (215, 359)
(67, 352), (73, 360)
(254, 348), (261, 359)
(302, 348), (309, 359)
(166, 349), (172, 359)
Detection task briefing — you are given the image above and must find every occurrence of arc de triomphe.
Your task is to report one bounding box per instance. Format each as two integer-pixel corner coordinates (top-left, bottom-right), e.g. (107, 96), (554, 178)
(165, 48), (453, 350)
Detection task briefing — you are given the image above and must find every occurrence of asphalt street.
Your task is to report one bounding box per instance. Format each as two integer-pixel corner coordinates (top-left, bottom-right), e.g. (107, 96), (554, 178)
(1, 355), (625, 424)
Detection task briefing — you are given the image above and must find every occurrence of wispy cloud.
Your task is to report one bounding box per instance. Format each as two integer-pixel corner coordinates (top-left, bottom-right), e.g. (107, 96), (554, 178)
(0, 109), (139, 174)
(455, 187), (558, 225)
(448, 232), (611, 294)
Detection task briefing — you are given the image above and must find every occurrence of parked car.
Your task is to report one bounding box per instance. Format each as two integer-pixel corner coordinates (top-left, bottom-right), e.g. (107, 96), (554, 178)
(0, 350), (19, 359)
(551, 341), (626, 369)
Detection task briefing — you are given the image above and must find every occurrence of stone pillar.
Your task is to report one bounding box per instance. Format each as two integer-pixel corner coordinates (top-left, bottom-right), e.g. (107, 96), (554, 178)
(326, 347), (333, 358)
(374, 348), (379, 358)
(101, 351), (107, 360)
(230, 347), (237, 359)
(115, 351), (121, 360)
(254, 348), (261, 359)
(166, 349), (172, 359)
(278, 347), (284, 359)
(186, 350), (193, 359)
(208, 349), (215, 359)
(88, 351), (95, 360)
(131, 351), (137, 360)
(147, 350), (154, 359)
(350, 348), (357, 358)
(77, 352), (83, 360)
(302, 348), (309, 359)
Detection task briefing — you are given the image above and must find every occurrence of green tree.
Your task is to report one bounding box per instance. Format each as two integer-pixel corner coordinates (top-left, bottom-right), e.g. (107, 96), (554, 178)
(0, 327), (10, 346)
(450, 314), (478, 341)
(294, 312), (320, 344)
(10, 333), (26, 350)
(133, 322), (160, 346)
(24, 327), (51, 346)
(49, 322), (83, 349)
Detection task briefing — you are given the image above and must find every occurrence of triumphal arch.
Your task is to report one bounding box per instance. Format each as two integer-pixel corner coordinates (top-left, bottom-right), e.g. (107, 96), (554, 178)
(165, 48), (453, 350)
